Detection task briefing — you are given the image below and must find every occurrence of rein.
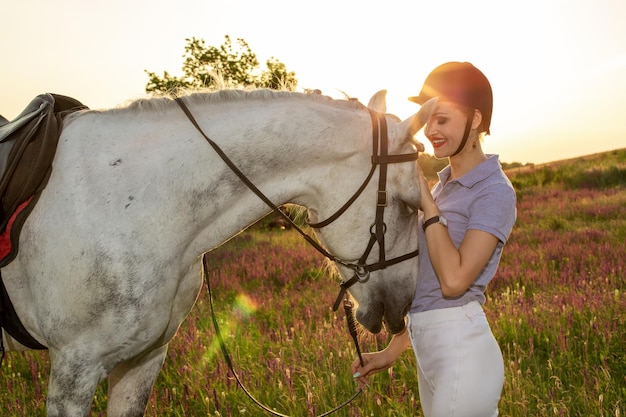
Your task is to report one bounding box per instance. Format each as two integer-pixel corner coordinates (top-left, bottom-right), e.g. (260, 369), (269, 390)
(175, 97), (420, 415)
(175, 97), (419, 303)
(202, 254), (363, 416)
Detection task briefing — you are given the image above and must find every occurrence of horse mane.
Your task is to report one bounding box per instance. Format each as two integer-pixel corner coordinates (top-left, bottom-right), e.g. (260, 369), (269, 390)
(89, 88), (366, 117)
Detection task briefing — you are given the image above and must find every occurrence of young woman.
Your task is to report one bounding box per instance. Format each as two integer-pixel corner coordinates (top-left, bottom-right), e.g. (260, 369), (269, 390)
(351, 62), (517, 417)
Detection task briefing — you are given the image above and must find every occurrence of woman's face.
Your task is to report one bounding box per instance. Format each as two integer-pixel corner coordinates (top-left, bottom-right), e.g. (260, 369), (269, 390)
(424, 101), (470, 159)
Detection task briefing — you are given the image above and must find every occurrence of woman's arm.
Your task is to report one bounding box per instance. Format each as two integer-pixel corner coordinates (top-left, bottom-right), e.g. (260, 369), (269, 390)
(418, 171), (499, 298)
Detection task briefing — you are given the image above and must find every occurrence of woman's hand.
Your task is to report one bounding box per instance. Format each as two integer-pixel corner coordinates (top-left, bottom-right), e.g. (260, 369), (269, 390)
(350, 351), (396, 389)
(349, 329), (412, 389)
(416, 161), (437, 216)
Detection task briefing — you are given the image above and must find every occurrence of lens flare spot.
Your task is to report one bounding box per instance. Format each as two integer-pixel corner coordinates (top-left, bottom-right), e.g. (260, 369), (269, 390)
(235, 293), (258, 317)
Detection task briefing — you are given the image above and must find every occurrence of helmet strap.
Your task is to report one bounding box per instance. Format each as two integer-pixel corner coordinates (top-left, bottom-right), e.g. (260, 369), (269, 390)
(451, 113), (474, 157)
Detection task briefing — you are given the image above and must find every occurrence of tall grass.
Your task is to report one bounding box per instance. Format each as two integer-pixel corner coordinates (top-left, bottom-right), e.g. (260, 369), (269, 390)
(0, 149), (624, 416)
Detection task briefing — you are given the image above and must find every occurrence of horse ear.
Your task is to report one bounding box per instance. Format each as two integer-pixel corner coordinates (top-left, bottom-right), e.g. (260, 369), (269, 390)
(366, 90), (387, 113)
(399, 97), (439, 138)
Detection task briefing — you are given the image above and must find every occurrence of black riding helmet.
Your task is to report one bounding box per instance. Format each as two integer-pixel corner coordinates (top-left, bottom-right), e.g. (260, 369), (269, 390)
(409, 62), (493, 156)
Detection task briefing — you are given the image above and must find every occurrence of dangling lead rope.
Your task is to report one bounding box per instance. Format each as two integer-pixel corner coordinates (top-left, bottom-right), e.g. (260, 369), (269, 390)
(343, 297), (364, 367)
(0, 338), (5, 368)
(202, 253), (363, 417)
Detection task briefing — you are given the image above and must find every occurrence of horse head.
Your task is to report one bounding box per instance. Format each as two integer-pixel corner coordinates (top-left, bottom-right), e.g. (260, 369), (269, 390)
(309, 91), (436, 334)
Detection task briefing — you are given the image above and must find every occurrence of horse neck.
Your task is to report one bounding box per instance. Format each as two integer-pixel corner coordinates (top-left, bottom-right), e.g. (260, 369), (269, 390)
(174, 97), (371, 248)
(188, 97), (368, 197)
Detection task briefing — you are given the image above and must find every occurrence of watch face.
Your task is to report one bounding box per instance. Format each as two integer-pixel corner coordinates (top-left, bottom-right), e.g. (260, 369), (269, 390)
(439, 216), (448, 227)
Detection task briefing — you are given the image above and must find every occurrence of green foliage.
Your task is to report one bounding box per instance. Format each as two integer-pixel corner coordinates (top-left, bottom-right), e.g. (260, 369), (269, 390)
(418, 153), (448, 182)
(507, 148), (626, 195)
(260, 57), (297, 91)
(563, 165), (626, 189)
(145, 35), (298, 94)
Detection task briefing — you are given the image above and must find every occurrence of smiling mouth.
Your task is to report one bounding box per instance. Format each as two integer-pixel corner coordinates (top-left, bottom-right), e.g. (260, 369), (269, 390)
(431, 138), (446, 148)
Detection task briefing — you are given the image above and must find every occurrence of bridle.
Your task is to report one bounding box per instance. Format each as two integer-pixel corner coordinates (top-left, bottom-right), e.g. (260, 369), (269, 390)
(308, 109), (421, 311)
(176, 98), (420, 306)
(176, 97), (420, 415)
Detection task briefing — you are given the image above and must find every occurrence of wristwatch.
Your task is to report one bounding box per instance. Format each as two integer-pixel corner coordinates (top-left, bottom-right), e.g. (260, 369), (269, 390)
(422, 215), (448, 232)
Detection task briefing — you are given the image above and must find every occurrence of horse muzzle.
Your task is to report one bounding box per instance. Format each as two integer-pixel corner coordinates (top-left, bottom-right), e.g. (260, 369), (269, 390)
(355, 299), (409, 335)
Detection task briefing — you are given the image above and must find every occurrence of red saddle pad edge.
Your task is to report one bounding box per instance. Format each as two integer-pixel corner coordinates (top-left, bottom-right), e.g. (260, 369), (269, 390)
(0, 198), (32, 262)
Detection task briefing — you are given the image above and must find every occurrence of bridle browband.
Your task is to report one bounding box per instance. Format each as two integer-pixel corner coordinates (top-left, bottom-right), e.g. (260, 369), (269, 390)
(175, 97), (420, 415)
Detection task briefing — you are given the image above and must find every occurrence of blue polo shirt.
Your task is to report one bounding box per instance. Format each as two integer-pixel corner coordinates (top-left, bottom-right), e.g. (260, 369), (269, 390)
(410, 155), (517, 313)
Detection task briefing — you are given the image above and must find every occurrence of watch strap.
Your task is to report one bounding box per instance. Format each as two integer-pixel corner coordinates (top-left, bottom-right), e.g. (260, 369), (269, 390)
(423, 215), (441, 232)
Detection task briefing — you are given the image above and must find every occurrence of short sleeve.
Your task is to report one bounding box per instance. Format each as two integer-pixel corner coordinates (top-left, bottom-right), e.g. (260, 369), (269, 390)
(468, 182), (517, 243)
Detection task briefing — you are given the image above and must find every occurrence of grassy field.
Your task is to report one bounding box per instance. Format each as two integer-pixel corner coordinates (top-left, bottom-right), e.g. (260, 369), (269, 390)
(1, 149), (624, 416)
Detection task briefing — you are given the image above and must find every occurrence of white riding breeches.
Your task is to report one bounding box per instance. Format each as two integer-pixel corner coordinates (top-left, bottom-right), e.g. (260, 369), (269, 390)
(407, 301), (504, 417)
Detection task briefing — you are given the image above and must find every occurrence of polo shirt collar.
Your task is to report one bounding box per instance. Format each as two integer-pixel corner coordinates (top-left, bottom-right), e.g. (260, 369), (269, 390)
(436, 154), (500, 188)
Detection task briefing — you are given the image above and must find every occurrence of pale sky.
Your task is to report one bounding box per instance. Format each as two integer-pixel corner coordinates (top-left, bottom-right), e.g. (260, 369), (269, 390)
(2, 0), (625, 164)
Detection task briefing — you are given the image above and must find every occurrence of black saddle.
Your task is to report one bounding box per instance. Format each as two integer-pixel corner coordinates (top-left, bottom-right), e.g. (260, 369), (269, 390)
(0, 93), (86, 243)
(0, 93), (86, 351)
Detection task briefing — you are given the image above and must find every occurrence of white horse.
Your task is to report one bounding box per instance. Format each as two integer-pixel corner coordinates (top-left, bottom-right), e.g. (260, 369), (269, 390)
(1, 89), (432, 416)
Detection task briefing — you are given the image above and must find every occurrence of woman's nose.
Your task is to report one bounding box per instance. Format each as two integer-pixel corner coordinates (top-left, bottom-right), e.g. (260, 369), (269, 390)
(424, 122), (435, 138)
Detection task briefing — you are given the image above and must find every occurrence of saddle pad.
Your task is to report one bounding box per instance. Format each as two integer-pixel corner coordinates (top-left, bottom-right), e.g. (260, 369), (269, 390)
(0, 198), (30, 263)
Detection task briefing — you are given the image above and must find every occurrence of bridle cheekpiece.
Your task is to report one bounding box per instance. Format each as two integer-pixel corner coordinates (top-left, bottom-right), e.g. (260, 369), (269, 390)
(308, 109), (420, 310)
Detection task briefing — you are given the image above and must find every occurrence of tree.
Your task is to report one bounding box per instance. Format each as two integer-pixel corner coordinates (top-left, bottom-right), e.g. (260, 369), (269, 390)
(145, 36), (297, 94)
